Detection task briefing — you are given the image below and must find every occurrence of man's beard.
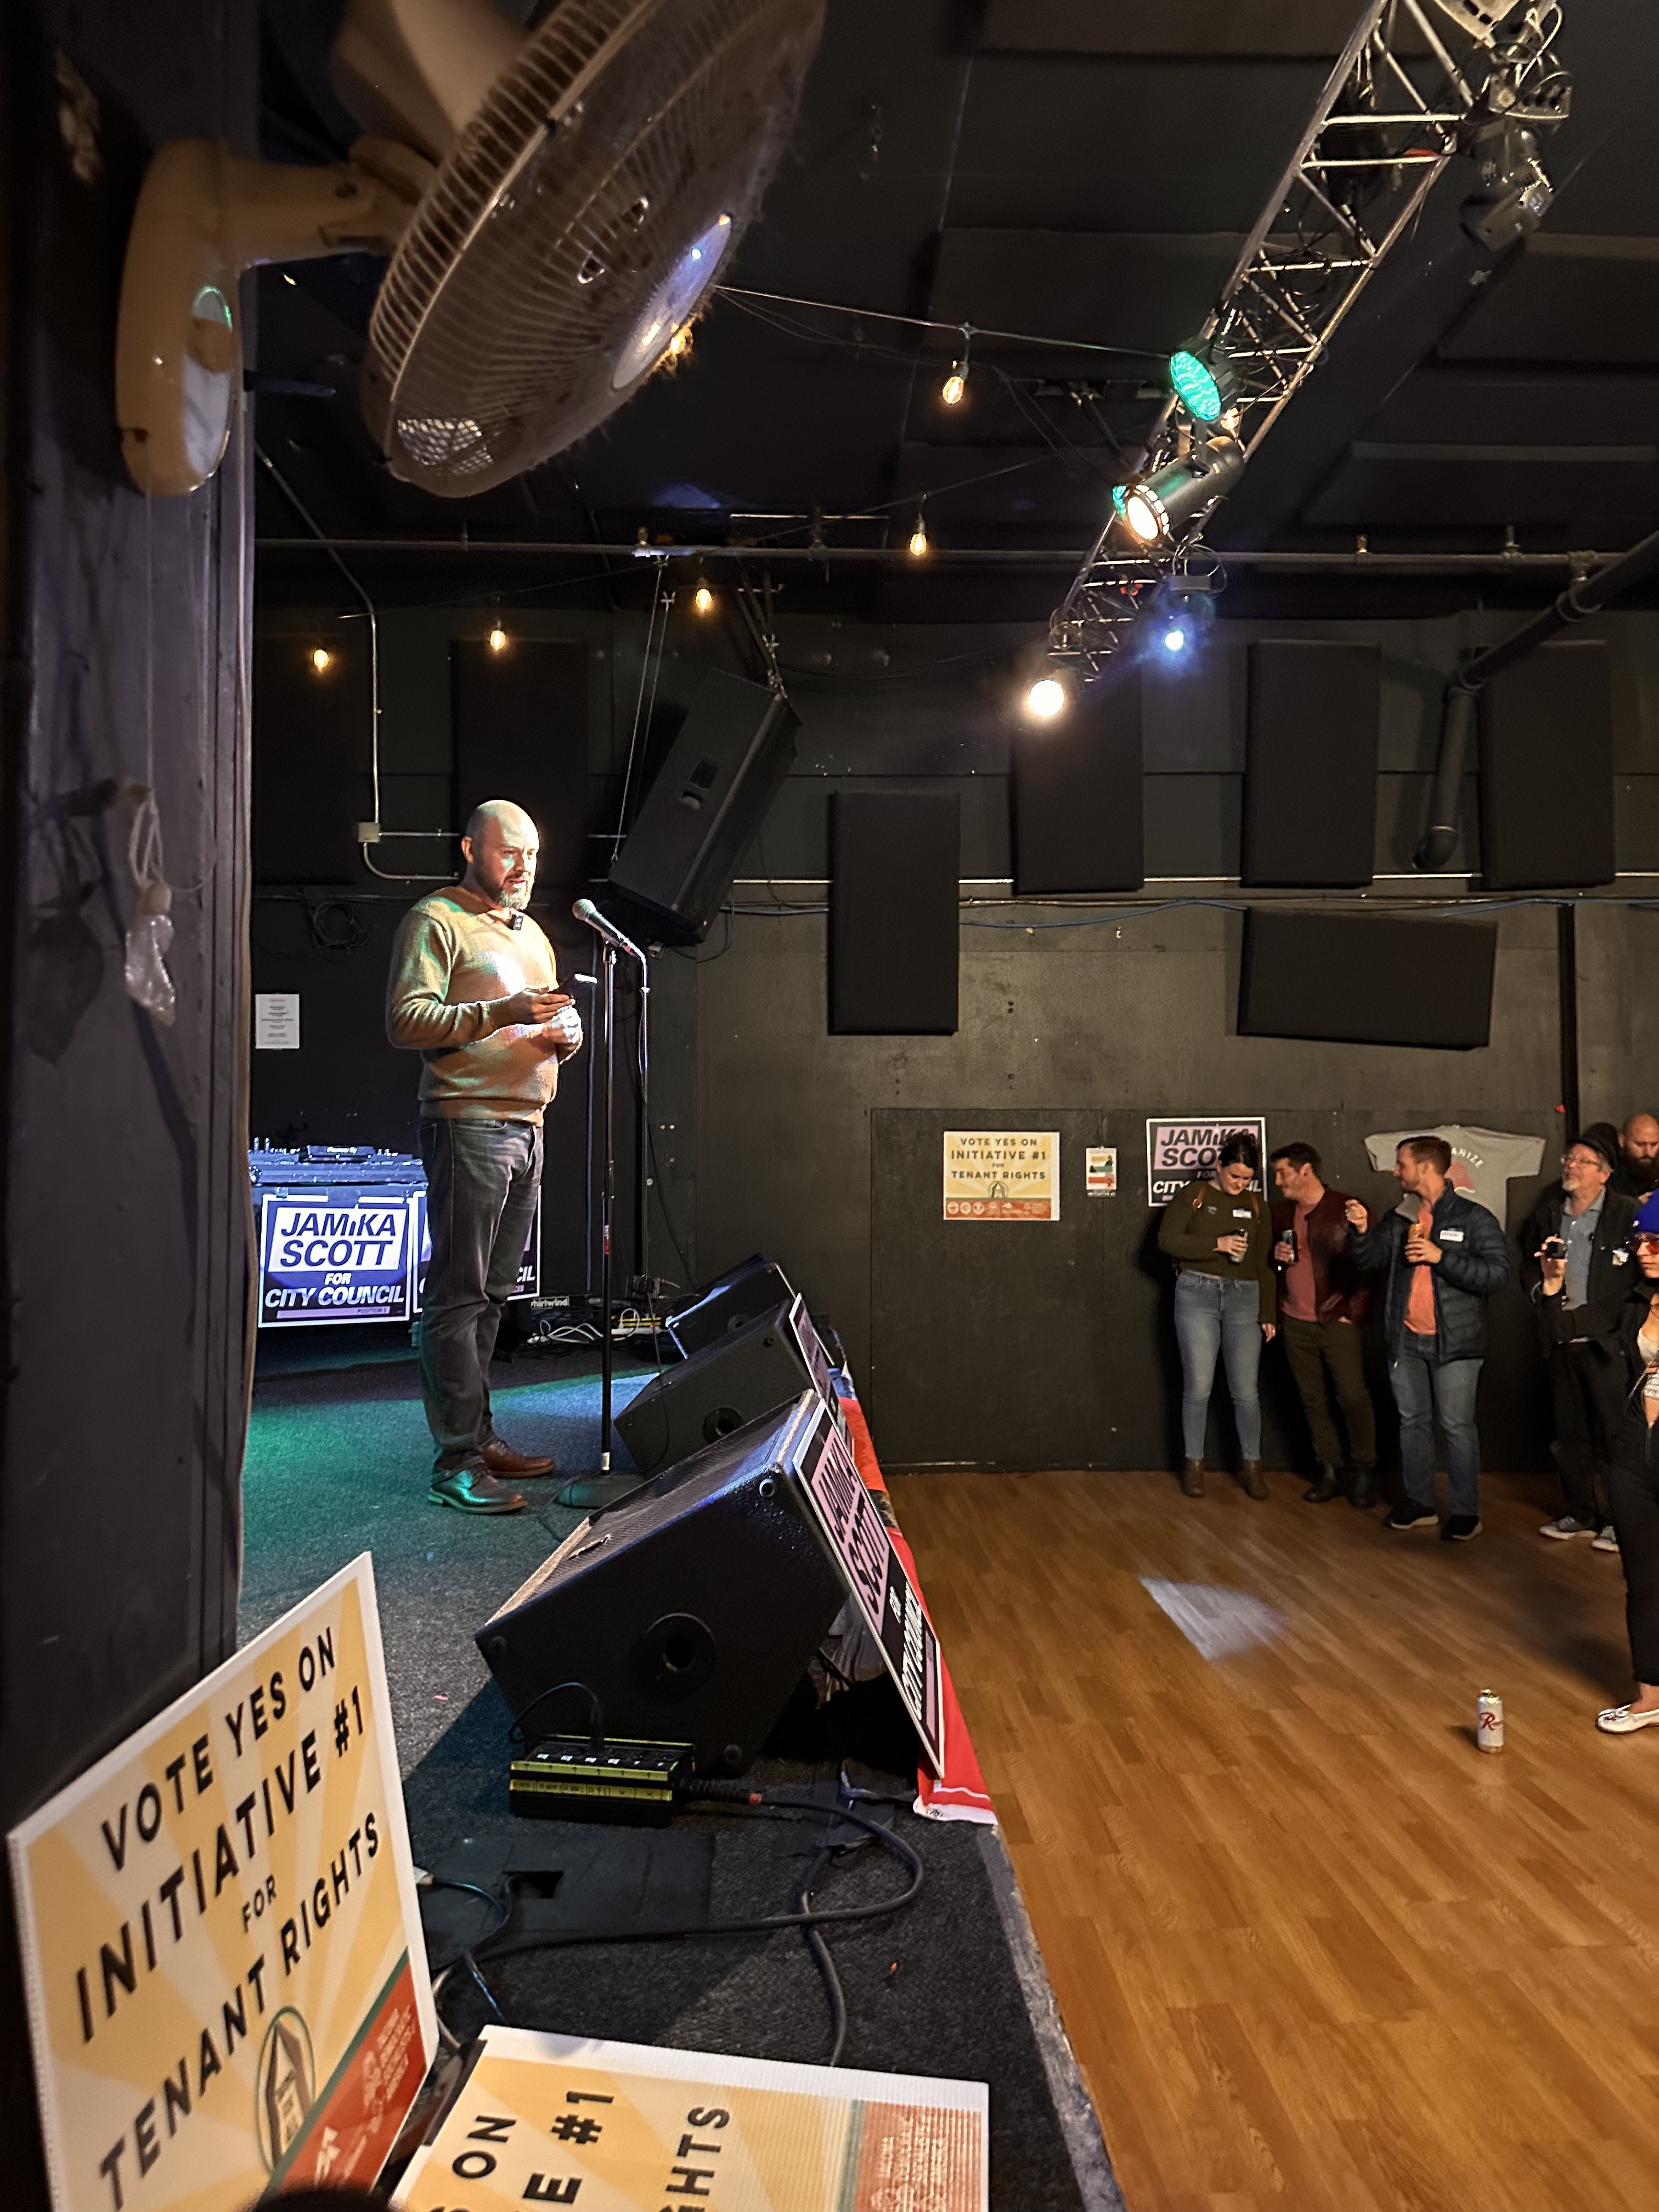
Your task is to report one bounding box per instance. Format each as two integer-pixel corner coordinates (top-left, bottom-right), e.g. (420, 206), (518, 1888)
(499, 877), (532, 910)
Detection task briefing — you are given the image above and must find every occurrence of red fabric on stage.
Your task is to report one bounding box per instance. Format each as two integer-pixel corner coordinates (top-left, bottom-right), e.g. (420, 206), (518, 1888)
(839, 1391), (996, 1826)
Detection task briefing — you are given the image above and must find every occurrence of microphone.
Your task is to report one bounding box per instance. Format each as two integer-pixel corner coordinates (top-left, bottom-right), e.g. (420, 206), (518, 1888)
(573, 896), (647, 966)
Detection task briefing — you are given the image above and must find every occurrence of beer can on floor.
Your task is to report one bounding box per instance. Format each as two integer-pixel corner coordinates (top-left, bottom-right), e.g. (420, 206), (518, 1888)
(1476, 1690), (1504, 1752)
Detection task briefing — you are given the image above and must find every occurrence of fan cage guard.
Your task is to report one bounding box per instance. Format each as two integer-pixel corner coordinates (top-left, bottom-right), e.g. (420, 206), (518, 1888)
(364, 0), (825, 494)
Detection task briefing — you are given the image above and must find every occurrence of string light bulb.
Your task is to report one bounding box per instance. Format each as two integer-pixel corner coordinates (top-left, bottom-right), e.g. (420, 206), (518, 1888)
(693, 583), (715, 616)
(908, 511), (929, 558)
(941, 364), (967, 407)
(488, 622), (508, 653)
(311, 646), (331, 674)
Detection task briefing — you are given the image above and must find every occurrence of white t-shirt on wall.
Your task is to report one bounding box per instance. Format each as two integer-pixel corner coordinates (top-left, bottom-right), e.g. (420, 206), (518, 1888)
(1364, 1125), (1545, 1223)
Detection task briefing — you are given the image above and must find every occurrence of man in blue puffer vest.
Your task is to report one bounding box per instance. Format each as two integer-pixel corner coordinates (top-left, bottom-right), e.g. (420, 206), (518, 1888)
(1346, 1133), (1512, 1542)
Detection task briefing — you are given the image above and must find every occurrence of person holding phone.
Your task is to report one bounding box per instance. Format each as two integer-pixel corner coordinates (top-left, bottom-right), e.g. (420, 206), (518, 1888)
(1539, 1192), (1659, 1733)
(387, 799), (585, 1514)
(1346, 1135), (1510, 1541)
(1520, 1126), (1634, 1546)
(1158, 1131), (1277, 1499)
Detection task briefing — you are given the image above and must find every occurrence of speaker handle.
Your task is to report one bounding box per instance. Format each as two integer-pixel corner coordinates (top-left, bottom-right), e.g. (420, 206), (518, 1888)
(507, 1677), (604, 1750)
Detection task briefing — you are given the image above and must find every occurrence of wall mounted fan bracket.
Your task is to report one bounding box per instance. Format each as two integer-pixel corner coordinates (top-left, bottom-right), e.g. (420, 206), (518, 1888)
(115, 139), (419, 498)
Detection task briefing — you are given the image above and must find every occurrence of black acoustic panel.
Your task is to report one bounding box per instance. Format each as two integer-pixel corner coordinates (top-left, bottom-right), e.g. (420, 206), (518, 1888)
(453, 640), (590, 891)
(669, 1254), (795, 1359)
(1013, 671), (1143, 893)
(477, 1400), (849, 1774)
(619, 1299), (813, 1477)
(253, 635), (373, 882)
(1480, 640), (1613, 890)
(1238, 909), (1496, 1049)
(608, 669), (799, 943)
(1242, 641), (1379, 887)
(830, 792), (959, 1035)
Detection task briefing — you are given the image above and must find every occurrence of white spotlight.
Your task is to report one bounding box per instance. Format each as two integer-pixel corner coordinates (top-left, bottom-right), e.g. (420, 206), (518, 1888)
(1025, 675), (1069, 720)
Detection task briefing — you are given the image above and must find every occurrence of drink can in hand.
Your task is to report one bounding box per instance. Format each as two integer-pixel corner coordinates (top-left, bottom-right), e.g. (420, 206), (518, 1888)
(1476, 1690), (1504, 1752)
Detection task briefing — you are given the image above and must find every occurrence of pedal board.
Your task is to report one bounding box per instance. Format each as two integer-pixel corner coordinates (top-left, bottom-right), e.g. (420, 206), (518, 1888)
(509, 1735), (696, 1826)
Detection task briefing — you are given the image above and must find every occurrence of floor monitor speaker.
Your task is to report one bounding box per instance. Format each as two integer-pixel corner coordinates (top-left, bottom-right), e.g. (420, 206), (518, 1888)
(830, 791), (958, 1034)
(477, 1394), (944, 1776)
(619, 1293), (842, 1479)
(606, 669), (799, 943)
(1481, 640), (1613, 890)
(668, 1253), (795, 1360)
(1013, 670), (1144, 893)
(1243, 641), (1379, 887)
(1238, 908), (1496, 1049)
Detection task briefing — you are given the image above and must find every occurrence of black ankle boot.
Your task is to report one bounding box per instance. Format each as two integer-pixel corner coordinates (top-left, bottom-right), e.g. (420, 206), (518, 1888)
(1304, 1463), (1343, 1504)
(1348, 1465), (1379, 1510)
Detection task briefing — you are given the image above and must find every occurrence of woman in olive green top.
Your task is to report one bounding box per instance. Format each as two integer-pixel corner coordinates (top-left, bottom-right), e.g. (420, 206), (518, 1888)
(1157, 1131), (1278, 1499)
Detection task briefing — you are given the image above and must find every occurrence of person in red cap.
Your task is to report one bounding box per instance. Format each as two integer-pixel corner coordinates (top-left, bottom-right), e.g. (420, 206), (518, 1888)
(1540, 1188), (1659, 1733)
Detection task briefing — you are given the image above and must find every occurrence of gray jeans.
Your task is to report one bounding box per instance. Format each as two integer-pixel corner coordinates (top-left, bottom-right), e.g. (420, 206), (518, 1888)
(417, 1116), (541, 1476)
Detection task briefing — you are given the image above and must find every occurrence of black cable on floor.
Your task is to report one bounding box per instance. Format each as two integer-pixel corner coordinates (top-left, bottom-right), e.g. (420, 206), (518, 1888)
(430, 1791), (922, 2061)
(794, 1841), (848, 2066)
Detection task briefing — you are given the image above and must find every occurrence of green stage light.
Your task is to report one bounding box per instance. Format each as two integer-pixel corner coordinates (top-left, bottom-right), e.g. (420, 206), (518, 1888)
(1167, 338), (1238, 425)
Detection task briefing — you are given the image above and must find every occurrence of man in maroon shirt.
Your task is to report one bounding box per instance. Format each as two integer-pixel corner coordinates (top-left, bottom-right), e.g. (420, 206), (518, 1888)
(1269, 1142), (1379, 1509)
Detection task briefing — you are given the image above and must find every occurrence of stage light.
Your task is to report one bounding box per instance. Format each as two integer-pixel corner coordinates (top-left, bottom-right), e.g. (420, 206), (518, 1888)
(1118, 435), (1244, 549)
(1167, 338), (1238, 426)
(941, 365), (966, 407)
(311, 645), (331, 674)
(488, 623), (509, 653)
(909, 512), (929, 557)
(1163, 625), (1188, 654)
(1025, 674), (1069, 720)
(693, 582), (715, 615)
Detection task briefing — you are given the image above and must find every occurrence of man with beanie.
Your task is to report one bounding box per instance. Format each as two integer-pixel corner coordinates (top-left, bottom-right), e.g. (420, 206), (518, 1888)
(1520, 1125), (1636, 1547)
(1347, 1135), (1511, 1541)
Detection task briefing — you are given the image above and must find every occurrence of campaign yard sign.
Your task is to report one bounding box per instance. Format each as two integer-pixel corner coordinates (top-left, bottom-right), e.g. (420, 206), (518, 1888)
(394, 2025), (989, 2212)
(9, 1556), (436, 2212)
(1145, 1117), (1268, 1206)
(259, 1189), (415, 1327)
(941, 1130), (1059, 1221)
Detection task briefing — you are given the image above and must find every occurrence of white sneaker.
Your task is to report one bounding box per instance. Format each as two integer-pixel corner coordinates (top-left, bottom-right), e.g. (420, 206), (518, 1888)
(1596, 1703), (1659, 1735)
(1592, 1526), (1620, 1553)
(1539, 1515), (1598, 1539)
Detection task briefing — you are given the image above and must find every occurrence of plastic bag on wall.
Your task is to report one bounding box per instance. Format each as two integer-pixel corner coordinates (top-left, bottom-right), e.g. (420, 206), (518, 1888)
(123, 879), (176, 1025)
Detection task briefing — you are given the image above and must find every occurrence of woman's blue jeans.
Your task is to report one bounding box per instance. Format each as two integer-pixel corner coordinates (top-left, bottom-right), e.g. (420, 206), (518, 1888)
(1173, 1270), (1263, 1461)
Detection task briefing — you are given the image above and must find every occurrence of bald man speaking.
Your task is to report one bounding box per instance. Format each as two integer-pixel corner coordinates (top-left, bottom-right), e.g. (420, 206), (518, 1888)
(387, 800), (584, 1513)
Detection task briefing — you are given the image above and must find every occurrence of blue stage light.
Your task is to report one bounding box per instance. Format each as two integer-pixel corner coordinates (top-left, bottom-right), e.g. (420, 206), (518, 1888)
(1163, 625), (1188, 653)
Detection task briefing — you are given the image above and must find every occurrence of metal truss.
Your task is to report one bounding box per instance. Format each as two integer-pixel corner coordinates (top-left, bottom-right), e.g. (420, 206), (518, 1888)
(1049, 0), (1571, 672)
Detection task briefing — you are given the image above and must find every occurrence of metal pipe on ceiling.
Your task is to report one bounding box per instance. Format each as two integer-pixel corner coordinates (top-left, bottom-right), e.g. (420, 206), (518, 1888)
(255, 537), (1620, 574)
(1414, 516), (1659, 871)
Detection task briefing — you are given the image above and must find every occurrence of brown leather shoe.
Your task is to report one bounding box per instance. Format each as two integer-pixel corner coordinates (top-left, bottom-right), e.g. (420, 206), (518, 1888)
(1241, 1460), (1269, 1500)
(483, 1439), (557, 1477)
(429, 1467), (528, 1514)
(1181, 1459), (1206, 1498)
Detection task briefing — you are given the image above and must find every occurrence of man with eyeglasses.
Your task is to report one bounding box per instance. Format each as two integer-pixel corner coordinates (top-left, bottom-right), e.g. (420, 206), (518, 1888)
(1520, 1126), (1636, 1548)
(388, 800), (585, 1514)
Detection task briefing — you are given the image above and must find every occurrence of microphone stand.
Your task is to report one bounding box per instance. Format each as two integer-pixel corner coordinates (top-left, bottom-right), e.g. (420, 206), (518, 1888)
(558, 903), (648, 1514)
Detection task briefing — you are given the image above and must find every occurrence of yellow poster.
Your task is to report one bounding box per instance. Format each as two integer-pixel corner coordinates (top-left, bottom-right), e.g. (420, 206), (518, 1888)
(943, 1130), (1059, 1221)
(395, 2025), (988, 2212)
(8, 1554), (436, 2212)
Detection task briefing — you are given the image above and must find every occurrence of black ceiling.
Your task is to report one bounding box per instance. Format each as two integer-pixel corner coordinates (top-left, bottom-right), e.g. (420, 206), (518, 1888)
(253, 0), (1659, 616)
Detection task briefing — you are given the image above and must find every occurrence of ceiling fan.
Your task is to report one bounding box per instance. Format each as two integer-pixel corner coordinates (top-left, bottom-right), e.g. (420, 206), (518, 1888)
(116, 0), (825, 498)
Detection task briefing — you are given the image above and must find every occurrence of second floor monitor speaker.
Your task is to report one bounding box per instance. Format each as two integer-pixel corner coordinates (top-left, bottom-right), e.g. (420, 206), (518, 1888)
(606, 668), (799, 944)
(619, 1293), (843, 1479)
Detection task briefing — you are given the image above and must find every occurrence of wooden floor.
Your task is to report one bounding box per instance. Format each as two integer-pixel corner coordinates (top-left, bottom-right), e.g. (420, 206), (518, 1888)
(889, 1464), (1659, 2212)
